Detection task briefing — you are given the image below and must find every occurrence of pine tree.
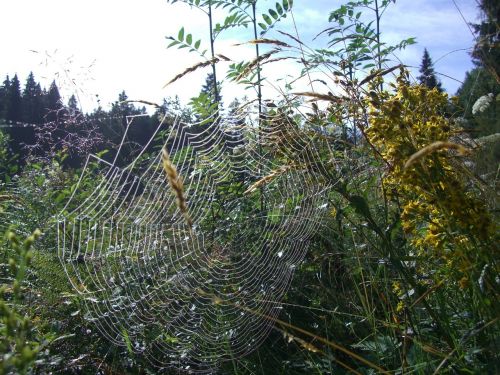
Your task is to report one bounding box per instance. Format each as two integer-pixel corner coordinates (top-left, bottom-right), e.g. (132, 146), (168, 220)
(22, 72), (44, 124)
(417, 49), (443, 91)
(108, 91), (136, 142)
(6, 74), (22, 122)
(3, 74), (36, 159)
(65, 94), (81, 120)
(67, 94), (78, 111)
(46, 80), (61, 109)
(45, 80), (62, 122)
(0, 76), (9, 120)
(111, 90), (133, 118)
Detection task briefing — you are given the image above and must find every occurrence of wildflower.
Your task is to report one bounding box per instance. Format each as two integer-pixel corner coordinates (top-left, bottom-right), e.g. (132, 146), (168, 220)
(330, 207), (337, 217)
(396, 301), (405, 313)
(392, 281), (401, 295)
(472, 93), (494, 115)
(364, 70), (496, 283)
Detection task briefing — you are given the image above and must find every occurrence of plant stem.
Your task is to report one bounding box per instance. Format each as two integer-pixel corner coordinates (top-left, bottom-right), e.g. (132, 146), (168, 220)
(374, 0), (383, 91)
(252, 2), (263, 118)
(208, 1), (219, 110)
(252, 1), (265, 212)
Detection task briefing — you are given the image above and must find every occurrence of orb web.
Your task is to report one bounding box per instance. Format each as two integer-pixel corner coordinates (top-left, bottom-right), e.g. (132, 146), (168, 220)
(57, 105), (333, 372)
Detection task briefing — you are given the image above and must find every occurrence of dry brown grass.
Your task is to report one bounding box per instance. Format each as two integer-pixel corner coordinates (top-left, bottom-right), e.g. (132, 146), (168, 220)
(161, 147), (193, 227)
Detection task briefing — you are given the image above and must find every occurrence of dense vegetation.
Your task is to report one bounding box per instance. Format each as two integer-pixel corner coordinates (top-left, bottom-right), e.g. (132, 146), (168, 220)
(1, 0), (498, 374)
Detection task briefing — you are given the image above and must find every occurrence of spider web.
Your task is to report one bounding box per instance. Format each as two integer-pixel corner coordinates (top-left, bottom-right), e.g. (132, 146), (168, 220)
(57, 104), (334, 373)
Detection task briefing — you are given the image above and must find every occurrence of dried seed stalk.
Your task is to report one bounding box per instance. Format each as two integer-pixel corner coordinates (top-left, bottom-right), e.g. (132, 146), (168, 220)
(236, 50), (277, 81)
(293, 91), (346, 103)
(245, 38), (292, 48)
(359, 64), (403, 86)
(277, 30), (305, 46)
(244, 165), (294, 195)
(281, 330), (321, 353)
(164, 56), (229, 87)
(161, 147), (193, 227)
(404, 141), (469, 169)
(119, 99), (161, 108)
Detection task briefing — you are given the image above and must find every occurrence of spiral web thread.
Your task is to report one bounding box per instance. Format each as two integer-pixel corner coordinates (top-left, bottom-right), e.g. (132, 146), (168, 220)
(57, 104), (334, 372)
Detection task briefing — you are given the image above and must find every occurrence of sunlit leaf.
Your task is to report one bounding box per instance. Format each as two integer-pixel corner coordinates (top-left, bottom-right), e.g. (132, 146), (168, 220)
(276, 2), (284, 15)
(263, 14), (273, 25)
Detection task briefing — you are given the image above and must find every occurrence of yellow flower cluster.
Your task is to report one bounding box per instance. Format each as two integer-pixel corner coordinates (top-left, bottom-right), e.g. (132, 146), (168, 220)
(365, 71), (496, 282)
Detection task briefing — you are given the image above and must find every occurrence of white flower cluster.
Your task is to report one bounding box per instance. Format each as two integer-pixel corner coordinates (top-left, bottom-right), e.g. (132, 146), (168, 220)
(472, 93), (494, 115)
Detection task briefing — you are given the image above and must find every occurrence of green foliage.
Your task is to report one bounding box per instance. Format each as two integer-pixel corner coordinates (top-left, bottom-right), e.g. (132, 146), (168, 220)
(189, 91), (220, 123)
(167, 26), (207, 57)
(0, 230), (41, 374)
(455, 67), (500, 137)
(326, 0), (416, 73)
(165, 0), (293, 121)
(257, 0), (293, 35)
(0, 130), (17, 183)
(473, 132), (500, 180)
(470, 0), (500, 80)
(213, 10), (251, 38)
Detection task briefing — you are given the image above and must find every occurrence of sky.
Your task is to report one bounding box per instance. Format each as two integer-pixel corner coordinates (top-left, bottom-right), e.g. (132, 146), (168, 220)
(0, 0), (479, 112)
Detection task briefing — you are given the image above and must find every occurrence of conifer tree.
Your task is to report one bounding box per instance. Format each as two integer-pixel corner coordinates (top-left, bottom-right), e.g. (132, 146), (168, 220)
(22, 72), (44, 124)
(46, 80), (62, 110)
(45, 80), (62, 122)
(0, 76), (9, 120)
(4, 74), (35, 158)
(67, 94), (78, 111)
(111, 90), (133, 118)
(417, 48), (443, 91)
(6, 74), (22, 122)
(65, 94), (81, 120)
